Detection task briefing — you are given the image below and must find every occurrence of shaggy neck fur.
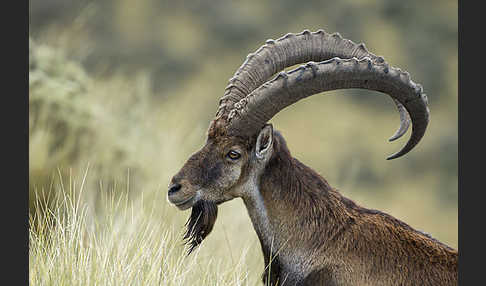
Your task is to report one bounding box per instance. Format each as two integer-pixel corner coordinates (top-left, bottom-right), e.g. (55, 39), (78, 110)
(242, 131), (457, 286)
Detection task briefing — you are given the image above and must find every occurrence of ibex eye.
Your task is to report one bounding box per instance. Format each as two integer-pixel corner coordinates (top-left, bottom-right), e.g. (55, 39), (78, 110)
(226, 150), (241, 160)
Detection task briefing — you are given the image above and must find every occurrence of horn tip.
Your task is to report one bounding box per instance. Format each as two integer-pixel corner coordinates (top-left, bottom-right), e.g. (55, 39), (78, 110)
(386, 154), (401, 160)
(386, 149), (408, 160)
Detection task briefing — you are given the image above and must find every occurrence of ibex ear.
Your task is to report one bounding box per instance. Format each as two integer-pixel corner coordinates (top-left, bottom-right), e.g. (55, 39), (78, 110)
(255, 124), (273, 160)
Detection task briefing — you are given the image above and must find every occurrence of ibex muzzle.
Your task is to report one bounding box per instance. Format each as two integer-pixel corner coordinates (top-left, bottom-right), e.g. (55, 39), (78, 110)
(168, 30), (456, 285)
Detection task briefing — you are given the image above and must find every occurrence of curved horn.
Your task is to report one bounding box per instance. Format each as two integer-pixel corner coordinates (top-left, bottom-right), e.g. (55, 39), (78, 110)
(388, 99), (411, 142)
(226, 57), (429, 160)
(216, 29), (409, 142)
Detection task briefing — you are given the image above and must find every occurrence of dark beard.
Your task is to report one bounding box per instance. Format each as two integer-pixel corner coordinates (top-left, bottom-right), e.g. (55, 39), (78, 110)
(183, 200), (218, 254)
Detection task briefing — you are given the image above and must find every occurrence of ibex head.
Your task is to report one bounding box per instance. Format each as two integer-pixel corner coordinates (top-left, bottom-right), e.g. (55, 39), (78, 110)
(168, 119), (275, 252)
(168, 120), (273, 208)
(168, 29), (429, 254)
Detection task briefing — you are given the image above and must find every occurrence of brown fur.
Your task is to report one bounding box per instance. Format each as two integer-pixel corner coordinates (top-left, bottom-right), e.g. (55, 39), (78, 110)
(169, 125), (457, 285)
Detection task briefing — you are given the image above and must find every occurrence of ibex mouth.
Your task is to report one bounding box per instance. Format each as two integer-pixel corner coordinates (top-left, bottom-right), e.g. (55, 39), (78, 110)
(171, 196), (196, 210)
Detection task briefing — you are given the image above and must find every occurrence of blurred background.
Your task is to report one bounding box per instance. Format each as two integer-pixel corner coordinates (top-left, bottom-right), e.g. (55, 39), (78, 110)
(29, 0), (457, 279)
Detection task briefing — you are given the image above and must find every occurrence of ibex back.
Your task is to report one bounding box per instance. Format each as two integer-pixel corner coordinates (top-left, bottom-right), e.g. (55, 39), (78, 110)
(167, 30), (458, 285)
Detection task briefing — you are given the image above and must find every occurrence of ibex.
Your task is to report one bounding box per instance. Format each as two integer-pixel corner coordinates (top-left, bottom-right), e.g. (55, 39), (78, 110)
(168, 30), (458, 285)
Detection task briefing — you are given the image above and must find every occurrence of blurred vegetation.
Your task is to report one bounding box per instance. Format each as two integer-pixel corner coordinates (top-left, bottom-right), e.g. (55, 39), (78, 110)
(29, 0), (457, 283)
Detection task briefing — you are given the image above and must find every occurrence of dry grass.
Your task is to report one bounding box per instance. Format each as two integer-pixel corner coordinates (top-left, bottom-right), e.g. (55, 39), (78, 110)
(29, 167), (262, 286)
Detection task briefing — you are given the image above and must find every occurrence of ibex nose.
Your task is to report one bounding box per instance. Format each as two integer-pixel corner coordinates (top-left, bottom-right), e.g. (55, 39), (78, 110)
(168, 183), (182, 195)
